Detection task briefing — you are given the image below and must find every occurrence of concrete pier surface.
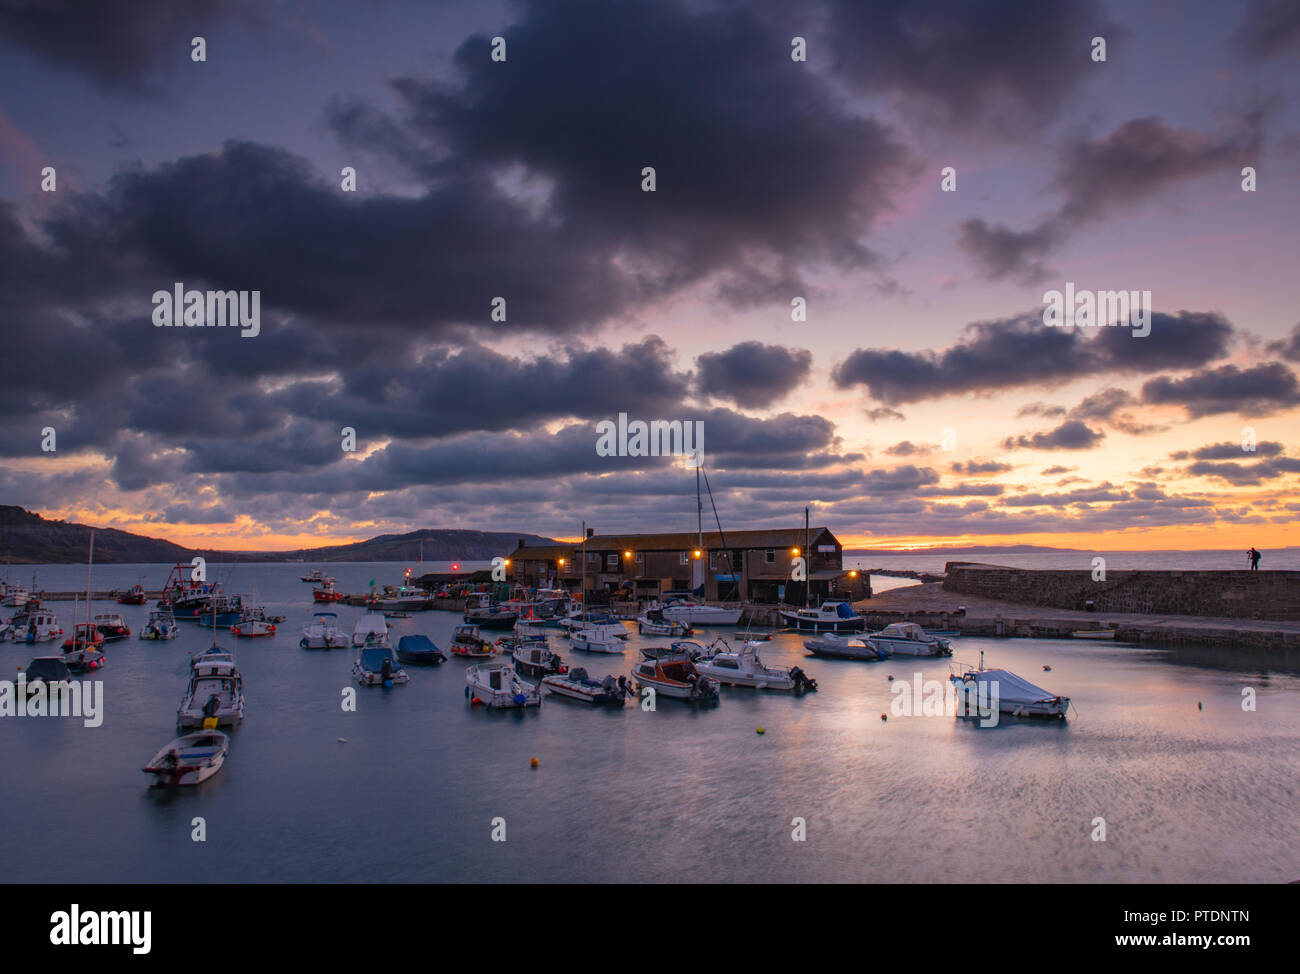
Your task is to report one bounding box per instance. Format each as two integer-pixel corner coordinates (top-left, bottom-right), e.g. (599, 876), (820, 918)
(853, 581), (1300, 649)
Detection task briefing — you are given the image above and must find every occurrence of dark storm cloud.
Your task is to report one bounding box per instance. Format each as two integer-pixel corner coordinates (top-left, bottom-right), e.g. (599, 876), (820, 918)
(1238, 0), (1300, 56)
(1141, 363), (1300, 417)
(961, 117), (1262, 281)
(831, 311), (1232, 405)
(814, 0), (1113, 130)
(0, 0), (260, 93)
(1003, 420), (1105, 451)
(695, 343), (813, 409)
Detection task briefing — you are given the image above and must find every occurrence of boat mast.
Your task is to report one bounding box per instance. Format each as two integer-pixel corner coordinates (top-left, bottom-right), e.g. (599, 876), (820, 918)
(581, 520), (587, 622)
(804, 506), (809, 609)
(85, 530), (94, 639)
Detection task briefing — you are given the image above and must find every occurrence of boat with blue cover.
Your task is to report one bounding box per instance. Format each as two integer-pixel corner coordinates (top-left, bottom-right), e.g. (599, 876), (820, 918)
(397, 634), (446, 665)
(353, 646), (409, 687)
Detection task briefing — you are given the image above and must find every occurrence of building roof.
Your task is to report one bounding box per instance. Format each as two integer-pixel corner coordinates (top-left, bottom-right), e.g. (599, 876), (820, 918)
(582, 527), (836, 551)
(507, 545), (577, 562)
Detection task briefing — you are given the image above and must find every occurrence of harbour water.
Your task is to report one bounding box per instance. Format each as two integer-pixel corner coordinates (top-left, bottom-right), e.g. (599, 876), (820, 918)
(3, 561), (1299, 883)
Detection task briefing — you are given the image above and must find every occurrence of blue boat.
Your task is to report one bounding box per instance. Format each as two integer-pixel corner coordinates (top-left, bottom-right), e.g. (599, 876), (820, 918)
(396, 634), (446, 665)
(353, 646), (409, 687)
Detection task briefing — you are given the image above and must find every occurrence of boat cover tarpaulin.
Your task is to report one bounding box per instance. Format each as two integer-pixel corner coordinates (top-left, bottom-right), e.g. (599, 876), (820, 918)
(398, 635), (436, 653)
(965, 668), (1057, 704)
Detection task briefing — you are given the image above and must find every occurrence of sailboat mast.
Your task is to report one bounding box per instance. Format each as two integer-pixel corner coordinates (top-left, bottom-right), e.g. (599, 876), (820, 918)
(696, 466), (703, 549)
(85, 530), (95, 634)
(804, 507), (809, 609)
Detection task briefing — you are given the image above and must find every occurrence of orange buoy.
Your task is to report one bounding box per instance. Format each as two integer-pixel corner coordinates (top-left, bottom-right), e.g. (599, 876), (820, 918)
(530, 757), (539, 768)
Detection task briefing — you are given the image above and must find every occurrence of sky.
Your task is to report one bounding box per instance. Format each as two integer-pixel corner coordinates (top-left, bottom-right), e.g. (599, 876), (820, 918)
(1, 0), (1299, 553)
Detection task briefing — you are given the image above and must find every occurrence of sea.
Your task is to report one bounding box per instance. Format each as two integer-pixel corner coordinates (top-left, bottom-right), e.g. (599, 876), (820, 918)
(2, 559), (1298, 883)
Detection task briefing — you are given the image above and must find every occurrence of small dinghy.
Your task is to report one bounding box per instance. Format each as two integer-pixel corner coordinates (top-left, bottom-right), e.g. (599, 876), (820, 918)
(696, 642), (817, 691)
(541, 666), (631, 705)
(803, 633), (890, 661)
(396, 634), (446, 665)
(177, 669), (245, 728)
(450, 623), (498, 658)
(465, 662), (542, 709)
(353, 646), (410, 687)
(509, 642), (564, 679)
(866, 622), (951, 656)
(948, 657), (1069, 719)
(139, 607), (179, 640)
(631, 656), (720, 702)
(352, 616), (391, 648)
(143, 730), (229, 787)
(300, 611), (348, 649)
(636, 607), (692, 637)
(571, 623), (626, 653)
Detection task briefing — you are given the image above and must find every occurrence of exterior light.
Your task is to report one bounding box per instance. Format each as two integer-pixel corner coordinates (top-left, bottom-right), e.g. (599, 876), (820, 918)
(504, 559), (510, 566)
(849, 570), (858, 577)
(558, 559), (565, 566)
(693, 550), (701, 558)
(792, 547), (801, 556)
(624, 551), (632, 558)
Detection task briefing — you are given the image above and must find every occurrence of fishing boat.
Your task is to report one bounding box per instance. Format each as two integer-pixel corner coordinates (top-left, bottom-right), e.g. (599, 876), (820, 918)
(802, 633), (890, 660)
(571, 623), (626, 653)
(61, 622), (106, 672)
(631, 656), (719, 702)
(230, 604), (277, 638)
(463, 592), (520, 631)
(949, 655), (1070, 719)
(368, 574), (431, 611)
(465, 662), (542, 709)
(13, 609), (62, 644)
(866, 622), (951, 656)
(92, 612), (131, 642)
(780, 601), (866, 633)
(24, 656), (72, 693)
(695, 642), (817, 691)
(300, 611), (348, 649)
(449, 623), (498, 658)
(300, 569), (327, 583)
(541, 667), (631, 704)
(396, 634), (446, 665)
(139, 607), (179, 640)
(142, 731), (229, 787)
(117, 583), (148, 605)
(353, 645), (409, 687)
(509, 642), (564, 679)
(313, 582), (345, 603)
(636, 606), (693, 637)
(351, 616), (391, 649)
(1072, 629), (1118, 640)
(177, 670), (245, 728)
(3, 585), (29, 608)
(655, 597), (743, 627)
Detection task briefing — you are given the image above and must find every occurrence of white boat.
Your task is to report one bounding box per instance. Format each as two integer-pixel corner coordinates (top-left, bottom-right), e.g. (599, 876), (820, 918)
(300, 569), (326, 583)
(780, 601), (866, 633)
(3, 583), (29, 608)
(803, 633), (890, 660)
(300, 611), (348, 649)
(368, 581), (431, 611)
(353, 645), (410, 687)
(630, 656), (720, 702)
(12, 609), (62, 644)
(541, 667), (631, 704)
(636, 607), (693, 636)
(655, 597), (742, 627)
(695, 642), (817, 691)
(867, 622), (951, 656)
(571, 623), (626, 653)
(142, 730), (229, 787)
(466, 662), (542, 709)
(191, 646), (239, 677)
(949, 660), (1070, 719)
(230, 604), (277, 638)
(641, 639), (708, 661)
(509, 643), (564, 679)
(177, 670), (245, 728)
(139, 607), (179, 640)
(352, 615), (391, 648)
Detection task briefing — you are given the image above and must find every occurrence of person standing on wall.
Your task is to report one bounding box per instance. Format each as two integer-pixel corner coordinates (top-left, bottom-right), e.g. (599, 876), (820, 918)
(1248, 547), (1261, 571)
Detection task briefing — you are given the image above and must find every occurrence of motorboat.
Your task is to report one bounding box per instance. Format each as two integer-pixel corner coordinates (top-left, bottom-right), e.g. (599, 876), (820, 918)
(509, 642), (564, 679)
(230, 604), (277, 638)
(313, 583), (345, 603)
(631, 656), (719, 702)
(396, 634), (446, 665)
(367, 582), (431, 611)
(949, 658), (1070, 719)
(637, 607), (692, 637)
(117, 583), (148, 605)
(695, 642), (817, 691)
(450, 624), (498, 658)
(61, 623), (106, 672)
(803, 633), (890, 660)
(177, 670), (245, 728)
(780, 601), (866, 633)
(191, 646), (239, 677)
(654, 597), (742, 627)
(463, 592), (520, 631)
(12, 609), (62, 644)
(866, 622), (951, 656)
(465, 662), (542, 709)
(541, 667), (631, 705)
(556, 610), (622, 634)
(93, 613), (131, 641)
(571, 623), (626, 653)
(640, 639), (706, 661)
(300, 569), (327, 583)
(353, 646), (409, 687)
(142, 730), (229, 787)
(23, 656), (73, 693)
(300, 611), (348, 649)
(139, 607), (179, 640)
(351, 616), (391, 649)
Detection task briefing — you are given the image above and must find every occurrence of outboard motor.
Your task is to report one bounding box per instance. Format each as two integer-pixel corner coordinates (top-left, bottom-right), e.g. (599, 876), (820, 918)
(790, 666), (818, 692)
(381, 657), (393, 684)
(202, 694), (221, 718)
